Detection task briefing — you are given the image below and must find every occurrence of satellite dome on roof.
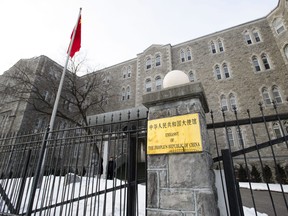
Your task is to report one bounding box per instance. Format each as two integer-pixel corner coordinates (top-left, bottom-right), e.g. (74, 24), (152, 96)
(163, 70), (189, 89)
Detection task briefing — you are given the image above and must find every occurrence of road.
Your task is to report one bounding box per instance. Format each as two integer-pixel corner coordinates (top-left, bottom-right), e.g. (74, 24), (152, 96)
(240, 188), (288, 216)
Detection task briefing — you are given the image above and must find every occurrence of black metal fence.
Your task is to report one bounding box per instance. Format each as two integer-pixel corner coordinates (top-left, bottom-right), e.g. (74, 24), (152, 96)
(1, 103), (288, 216)
(0, 111), (147, 216)
(209, 103), (288, 216)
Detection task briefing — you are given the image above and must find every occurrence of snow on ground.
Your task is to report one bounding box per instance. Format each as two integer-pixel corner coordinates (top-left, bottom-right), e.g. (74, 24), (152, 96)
(1, 175), (286, 216)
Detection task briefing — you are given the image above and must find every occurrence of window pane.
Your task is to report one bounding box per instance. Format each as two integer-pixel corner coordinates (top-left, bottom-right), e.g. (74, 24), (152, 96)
(223, 64), (230, 78)
(245, 33), (252, 44)
(229, 94), (237, 110)
(218, 40), (224, 52)
(227, 128), (234, 146)
(156, 55), (161, 66)
(262, 89), (271, 105)
(211, 42), (216, 54)
(252, 57), (261, 71)
(146, 58), (151, 69)
(284, 45), (288, 59)
(155, 76), (162, 90)
(253, 31), (261, 42)
(221, 96), (228, 111)
(180, 50), (185, 62)
(215, 66), (221, 80)
(187, 48), (192, 60)
(261, 55), (270, 70)
(272, 87), (283, 104)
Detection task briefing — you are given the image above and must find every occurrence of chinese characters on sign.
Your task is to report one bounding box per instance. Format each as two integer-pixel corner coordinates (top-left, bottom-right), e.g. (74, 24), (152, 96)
(147, 113), (202, 154)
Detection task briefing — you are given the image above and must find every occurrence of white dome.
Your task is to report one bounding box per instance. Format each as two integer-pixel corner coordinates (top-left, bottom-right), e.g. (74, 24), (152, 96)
(163, 70), (189, 89)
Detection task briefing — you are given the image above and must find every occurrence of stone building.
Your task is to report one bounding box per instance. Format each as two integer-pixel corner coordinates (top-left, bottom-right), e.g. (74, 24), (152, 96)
(0, 0), (287, 167)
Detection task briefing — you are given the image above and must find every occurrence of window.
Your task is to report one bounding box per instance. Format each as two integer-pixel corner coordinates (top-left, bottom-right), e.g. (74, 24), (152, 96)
(122, 88), (125, 101)
(253, 30), (261, 42)
(180, 50), (185, 62)
(252, 56), (261, 72)
(126, 86), (131, 100)
(229, 94), (237, 110)
(220, 95), (228, 111)
(122, 67), (127, 78)
(211, 42), (216, 54)
(218, 39), (224, 52)
(261, 54), (270, 70)
(189, 71), (195, 82)
(273, 122), (283, 138)
(237, 128), (244, 146)
(215, 65), (221, 80)
(284, 44), (288, 59)
(272, 86), (283, 104)
(273, 18), (285, 35)
(223, 63), (230, 78)
(145, 79), (152, 92)
(262, 88), (272, 105)
(227, 128), (234, 147)
(146, 57), (152, 70)
(155, 54), (161, 66)
(187, 48), (192, 60)
(127, 66), (131, 78)
(155, 76), (162, 90)
(244, 31), (252, 44)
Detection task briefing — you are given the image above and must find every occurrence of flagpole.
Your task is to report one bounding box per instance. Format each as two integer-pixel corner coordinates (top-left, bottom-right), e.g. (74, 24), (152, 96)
(25, 8), (82, 216)
(49, 7), (82, 132)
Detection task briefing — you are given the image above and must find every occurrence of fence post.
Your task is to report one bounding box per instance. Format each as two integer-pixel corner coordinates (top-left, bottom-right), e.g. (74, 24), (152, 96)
(127, 134), (136, 216)
(221, 149), (244, 216)
(143, 81), (219, 215)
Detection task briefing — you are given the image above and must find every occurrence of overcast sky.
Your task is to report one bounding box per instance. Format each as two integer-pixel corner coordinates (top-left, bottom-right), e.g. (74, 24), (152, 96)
(0, 0), (278, 74)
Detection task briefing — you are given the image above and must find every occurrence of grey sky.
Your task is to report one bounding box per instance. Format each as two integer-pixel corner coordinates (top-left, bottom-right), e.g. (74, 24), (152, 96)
(0, 0), (278, 74)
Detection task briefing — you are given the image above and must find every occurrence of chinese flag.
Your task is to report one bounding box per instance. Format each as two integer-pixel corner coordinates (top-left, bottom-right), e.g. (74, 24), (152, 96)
(69, 15), (81, 58)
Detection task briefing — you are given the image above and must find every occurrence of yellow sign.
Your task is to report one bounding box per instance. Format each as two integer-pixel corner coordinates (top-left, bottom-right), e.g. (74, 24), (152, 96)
(147, 113), (202, 154)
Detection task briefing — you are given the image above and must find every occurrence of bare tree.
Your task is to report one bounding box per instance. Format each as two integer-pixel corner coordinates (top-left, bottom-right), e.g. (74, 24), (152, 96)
(0, 56), (114, 131)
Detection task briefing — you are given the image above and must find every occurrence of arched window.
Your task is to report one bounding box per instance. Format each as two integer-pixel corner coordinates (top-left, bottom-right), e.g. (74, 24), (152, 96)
(127, 66), (131, 78)
(273, 122), (282, 138)
(244, 31), (252, 44)
(155, 54), (161, 66)
(122, 88), (126, 101)
(218, 39), (224, 52)
(146, 57), (152, 70)
(186, 48), (192, 60)
(145, 79), (152, 92)
(227, 128), (234, 147)
(222, 63), (230, 78)
(273, 18), (285, 34)
(262, 87), (272, 105)
(155, 76), (162, 90)
(215, 65), (221, 80)
(252, 56), (261, 72)
(180, 49), (185, 62)
(261, 54), (270, 70)
(122, 67), (127, 78)
(220, 95), (228, 111)
(284, 44), (288, 59)
(189, 71), (195, 82)
(126, 86), (131, 100)
(252, 30), (261, 42)
(272, 86), (282, 104)
(211, 42), (216, 54)
(229, 94), (237, 110)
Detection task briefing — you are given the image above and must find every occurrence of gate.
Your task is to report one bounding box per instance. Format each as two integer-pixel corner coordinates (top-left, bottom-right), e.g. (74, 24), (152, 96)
(0, 110), (147, 216)
(209, 103), (288, 216)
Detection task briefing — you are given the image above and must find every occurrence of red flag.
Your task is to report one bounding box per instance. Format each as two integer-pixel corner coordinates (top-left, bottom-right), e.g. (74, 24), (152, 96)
(68, 15), (81, 58)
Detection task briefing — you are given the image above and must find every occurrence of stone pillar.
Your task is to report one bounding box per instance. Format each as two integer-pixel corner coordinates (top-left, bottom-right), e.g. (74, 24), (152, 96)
(143, 82), (219, 216)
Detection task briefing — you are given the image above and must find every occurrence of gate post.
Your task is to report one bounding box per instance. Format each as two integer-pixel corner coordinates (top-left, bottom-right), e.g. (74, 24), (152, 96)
(143, 80), (219, 215)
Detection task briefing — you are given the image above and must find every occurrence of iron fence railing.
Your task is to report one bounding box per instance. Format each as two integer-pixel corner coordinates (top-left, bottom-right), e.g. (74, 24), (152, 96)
(209, 102), (288, 216)
(0, 111), (147, 216)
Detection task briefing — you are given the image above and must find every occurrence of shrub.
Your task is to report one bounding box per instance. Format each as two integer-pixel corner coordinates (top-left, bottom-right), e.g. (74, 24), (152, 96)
(275, 164), (288, 184)
(262, 165), (273, 183)
(238, 164), (248, 182)
(250, 165), (261, 182)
